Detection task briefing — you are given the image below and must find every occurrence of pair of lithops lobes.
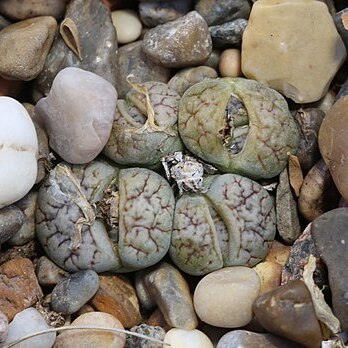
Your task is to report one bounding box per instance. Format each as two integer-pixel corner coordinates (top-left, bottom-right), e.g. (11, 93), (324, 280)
(36, 78), (299, 276)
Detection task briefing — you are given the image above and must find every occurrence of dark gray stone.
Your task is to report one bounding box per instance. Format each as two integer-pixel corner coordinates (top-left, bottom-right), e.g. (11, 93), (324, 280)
(51, 270), (99, 314)
(0, 205), (25, 245)
(125, 324), (165, 348)
(209, 19), (247, 48)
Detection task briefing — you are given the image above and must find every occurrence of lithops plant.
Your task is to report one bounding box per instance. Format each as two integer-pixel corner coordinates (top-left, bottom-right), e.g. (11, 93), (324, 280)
(36, 160), (175, 273)
(170, 173), (276, 276)
(103, 80), (183, 168)
(178, 77), (299, 179)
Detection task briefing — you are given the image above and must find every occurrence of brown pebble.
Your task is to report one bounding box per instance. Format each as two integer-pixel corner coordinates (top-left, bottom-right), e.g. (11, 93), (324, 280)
(219, 48), (242, 77)
(253, 261), (282, 294)
(265, 240), (291, 267)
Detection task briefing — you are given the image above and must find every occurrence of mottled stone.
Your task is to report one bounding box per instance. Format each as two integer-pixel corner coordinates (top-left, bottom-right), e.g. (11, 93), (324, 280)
(194, 267), (260, 328)
(164, 328), (214, 348)
(35, 67), (117, 164)
(276, 168), (301, 244)
(142, 262), (198, 330)
(0, 205), (25, 245)
(294, 108), (325, 172)
(89, 274), (142, 328)
(312, 208), (348, 331)
(112, 9), (142, 44)
(142, 11), (212, 68)
(242, 0), (347, 103)
(0, 311), (8, 345)
(116, 40), (170, 99)
(139, 0), (192, 28)
(36, 256), (69, 287)
(167, 66), (218, 96)
(298, 159), (340, 221)
(219, 48), (242, 77)
(254, 261), (282, 294)
(265, 240), (291, 267)
(217, 330), (303, 348)
(209, 19), (247, 48)
(126, 324), (166, 348)
(0, 258), (43, 321)
(319, 95), (348, 201)
(53, 312), (126, 348)
(35, 0), (117, 97)
(0, 0), (66, 20)
(195, 0), (251, 26)
(253, 279), (323, 347)
(0, 16), (57, 81)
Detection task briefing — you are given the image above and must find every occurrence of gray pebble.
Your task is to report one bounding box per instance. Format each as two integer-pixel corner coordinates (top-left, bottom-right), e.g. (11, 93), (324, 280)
(51, 270), (99, 315)
(126, 324), (165, 348)
(36, 256), (69, 287)
(0, 205), (25, 245)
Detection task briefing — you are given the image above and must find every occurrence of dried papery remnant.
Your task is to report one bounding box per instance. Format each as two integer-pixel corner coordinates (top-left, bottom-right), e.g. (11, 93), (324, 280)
(103, 81), (183, 168)
(178, 78), (299, 179)
(170, 173), (276, 275)
(36, 160), (175, 273)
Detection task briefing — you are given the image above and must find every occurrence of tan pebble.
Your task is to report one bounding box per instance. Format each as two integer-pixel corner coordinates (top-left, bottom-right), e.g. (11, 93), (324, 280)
(253, 261), (282, 294)
(164, 328), (214, 348)
(219, 49), (242, 77)
(112, 9), (142, 44)
(265, 240), (291, 266)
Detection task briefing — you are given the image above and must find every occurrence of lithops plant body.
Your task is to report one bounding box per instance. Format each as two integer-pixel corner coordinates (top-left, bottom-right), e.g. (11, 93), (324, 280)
(103, 81), (183, 168)
(36, 160), (175, 273)
(170, 173), (276, 276)
(178, 77), (299, 179)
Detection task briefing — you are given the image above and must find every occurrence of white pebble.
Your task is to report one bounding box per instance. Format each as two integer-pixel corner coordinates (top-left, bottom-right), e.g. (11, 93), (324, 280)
(4, 307), (56, 348)
(0, 97), (38, 209)
(112, 9), (142, 44)
(164, 328), (213, 348)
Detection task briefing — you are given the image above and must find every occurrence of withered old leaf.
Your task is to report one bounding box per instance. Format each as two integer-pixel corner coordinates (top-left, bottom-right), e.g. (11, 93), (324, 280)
(288, 153), (304, 197)
(303, 255), (341, 337)
(60, 18), (82, 60)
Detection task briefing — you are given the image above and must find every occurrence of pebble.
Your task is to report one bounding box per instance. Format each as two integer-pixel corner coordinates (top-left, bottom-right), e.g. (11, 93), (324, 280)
(35, 256), (69, 287)
(242, 0), (347, 103)
(203, 49), (221, 69)
(319, 95), (348, 201)
(8, 191), (38, 246)
(115, 40), (171, 99)
(0, 97), (38, 209)
(195, 0), (251, 26)
(0, 311), (8, 345)
(134, 271), (156, 312)
(111, 10), (142, 44)
(142, 262), (198, 330)
(139, 1), (191, 28)
(126, 324), (165, 348)
(142, 11), (212, 68)
(253, 261), (282, 295)
(253, 279), (323, 347)
(51, 270), (99, 315)
(164, 328), (214, 348)
(0, 258), (43, 320)
(209, 19), (248, 48)
(4, 307), (56, 348)
(53, 312), (126, 348)
(218, 48), (242, 77)
(265, 240), (291, 267)
(89, 274), (142, 328)
(0, 205), (25, 245)
(193, 267), (260, 328)
(167, 66), (218, 96)
(312, 208), (348, 330)
(35, 0), (117, 97)
(0, 16), (57, 81)
(217, 330), (303, 348)
(0, 0), (66, 20)
(35, 67), (117, 164)
(145, 308), (171, 332)
(0, 14), (10, 30)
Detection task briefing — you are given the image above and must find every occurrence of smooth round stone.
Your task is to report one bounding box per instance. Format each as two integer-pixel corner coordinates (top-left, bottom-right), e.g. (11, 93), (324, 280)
(112, 10), (142, 44)
(193, 267), (260, 328)
(219, 48), (242, 77)
(0, 311), (8, 345)
(4, 307), (56, 348)
(253, 261), (282, 294)
(164, 328), (213, 348)
(51, 270), (99, 315)
(0, 97), (38, 209)
(35, 256), (69, 287)
(0, 205), (25, 245)
(35, 67), (117, 164)
(53, 312), (126, 348)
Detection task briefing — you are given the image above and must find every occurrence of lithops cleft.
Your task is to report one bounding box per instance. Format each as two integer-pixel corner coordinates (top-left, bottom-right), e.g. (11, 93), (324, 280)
(170, 173), (276, 275)
(178, 77), (299, 179)
(36, 160), (175, 273)
(103, 81), (183, 168)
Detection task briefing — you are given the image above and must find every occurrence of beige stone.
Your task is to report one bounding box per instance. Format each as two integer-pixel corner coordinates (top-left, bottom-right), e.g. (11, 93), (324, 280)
(265, 240), (291, 267)
(112, 10), (142, 44)
(219, 48), (242, 77)
(254, 261), (282, 294)
(241, 0), (346, 103)
(164, 328), (214, 348)
(193, 267), (260, 328)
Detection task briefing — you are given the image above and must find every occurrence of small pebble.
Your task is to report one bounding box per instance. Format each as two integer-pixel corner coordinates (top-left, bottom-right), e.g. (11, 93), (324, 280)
(36, 256), (69, 287)
(134, 271), (156, 312)
(253, 261), (282, 294)
(53, 312), (126, 348)
(112, 9), (142, 44)
(209, 19), (247, 48)
(218, 48), (242, 77)
(126, 324), (165, 348)
(164, 328), (214, 348)
(193, 267), (260, 328)
(4, 307), (56, 348)
(0, 205), (25, 245)
(265, 240), (291, 267)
